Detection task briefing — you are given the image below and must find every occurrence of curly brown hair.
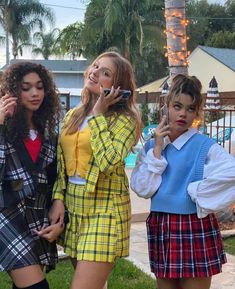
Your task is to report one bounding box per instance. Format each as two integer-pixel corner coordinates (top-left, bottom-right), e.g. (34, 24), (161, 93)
(0, 61), (62, 141)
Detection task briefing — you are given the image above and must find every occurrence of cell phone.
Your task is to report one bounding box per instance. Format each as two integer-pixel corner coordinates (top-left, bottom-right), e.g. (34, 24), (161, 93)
(104, 88), (131, 99)
(160, 104), (169, 125)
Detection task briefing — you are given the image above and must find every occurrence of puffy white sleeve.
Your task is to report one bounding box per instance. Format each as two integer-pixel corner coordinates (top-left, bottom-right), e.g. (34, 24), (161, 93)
(130, 147), (168, 199)
(188, 143), (235, 218)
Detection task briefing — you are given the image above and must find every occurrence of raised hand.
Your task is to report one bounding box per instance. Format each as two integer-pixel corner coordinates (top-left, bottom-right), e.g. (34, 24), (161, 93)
(92, 86), (122, 115)
(0, 94), (17, 124)
(153, 116), (170, 159)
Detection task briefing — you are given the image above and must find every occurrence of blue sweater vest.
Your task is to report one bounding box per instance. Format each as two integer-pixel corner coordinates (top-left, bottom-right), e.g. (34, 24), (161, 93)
(145, 134), (215, 214)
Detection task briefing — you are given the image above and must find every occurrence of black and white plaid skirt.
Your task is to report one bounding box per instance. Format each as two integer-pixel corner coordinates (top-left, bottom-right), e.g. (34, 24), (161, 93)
(0, 193), (58, 272)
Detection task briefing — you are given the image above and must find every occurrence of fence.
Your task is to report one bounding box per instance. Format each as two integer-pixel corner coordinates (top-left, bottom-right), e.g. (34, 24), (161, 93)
(201, 96), (235, 155)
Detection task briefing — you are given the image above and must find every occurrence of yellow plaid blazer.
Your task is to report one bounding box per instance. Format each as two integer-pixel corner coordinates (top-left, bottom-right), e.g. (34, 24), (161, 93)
(53, 110), (136, 202)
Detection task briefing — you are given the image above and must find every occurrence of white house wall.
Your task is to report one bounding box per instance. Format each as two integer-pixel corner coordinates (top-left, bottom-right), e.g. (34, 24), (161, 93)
(188, 48), (235, 93)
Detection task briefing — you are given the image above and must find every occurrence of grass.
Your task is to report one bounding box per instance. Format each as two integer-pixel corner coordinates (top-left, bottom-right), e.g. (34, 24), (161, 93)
(1, 237), (234, 289)
(0, 258), (156, 289)
(108, 259), (156, 289)
(223, 236), (235, 256)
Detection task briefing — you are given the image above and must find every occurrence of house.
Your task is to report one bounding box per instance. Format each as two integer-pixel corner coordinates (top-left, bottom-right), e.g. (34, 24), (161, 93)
(188, 46), (235, 97)
(138, 46), (235, 102)
(138, 46), (235, 155)
(0, 59), (90, 109)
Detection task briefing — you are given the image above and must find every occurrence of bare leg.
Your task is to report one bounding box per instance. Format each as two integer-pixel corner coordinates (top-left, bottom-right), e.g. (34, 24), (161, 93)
(157, 278), (181, 289)
(9, 265), (44, 288)
(70, 260), (113, 289)
(180, 277), (211, 289)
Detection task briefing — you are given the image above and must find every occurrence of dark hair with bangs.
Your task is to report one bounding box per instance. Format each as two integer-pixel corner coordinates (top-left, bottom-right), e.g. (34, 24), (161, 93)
(167, 74), (203, 113)
(0, 61), (62, 142)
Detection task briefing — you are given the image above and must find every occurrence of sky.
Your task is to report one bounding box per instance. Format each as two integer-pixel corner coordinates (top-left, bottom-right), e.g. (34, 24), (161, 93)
(0, 0), (228, 66)
(0, 0), (87, 66)
(39, 0), (86, 29)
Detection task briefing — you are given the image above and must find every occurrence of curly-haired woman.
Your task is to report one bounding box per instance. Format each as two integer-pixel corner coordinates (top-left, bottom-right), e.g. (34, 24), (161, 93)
(0, 61), (62, 289)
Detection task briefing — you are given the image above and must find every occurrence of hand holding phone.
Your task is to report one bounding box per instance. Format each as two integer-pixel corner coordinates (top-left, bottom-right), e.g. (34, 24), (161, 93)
(104, 88), (131, 99)
(160, 104), (169, 125)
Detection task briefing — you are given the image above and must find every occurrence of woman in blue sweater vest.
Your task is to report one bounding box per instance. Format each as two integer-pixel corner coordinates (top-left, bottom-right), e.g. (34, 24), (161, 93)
(131, 74), (235, 289)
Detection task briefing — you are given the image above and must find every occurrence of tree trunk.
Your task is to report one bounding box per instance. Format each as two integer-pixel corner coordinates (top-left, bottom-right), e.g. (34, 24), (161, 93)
(5, 29), (10, 64)
(3, 0), (10, 65)
(12, 40), (18, 59)
(164, 0), (188, 80)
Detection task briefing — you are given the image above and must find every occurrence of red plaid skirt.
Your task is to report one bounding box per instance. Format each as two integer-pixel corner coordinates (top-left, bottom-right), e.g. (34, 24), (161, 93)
(146, 212), (226, 278)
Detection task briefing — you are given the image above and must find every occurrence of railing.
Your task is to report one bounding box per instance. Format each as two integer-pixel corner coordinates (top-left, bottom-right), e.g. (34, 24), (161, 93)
(200, 96), (235, 155)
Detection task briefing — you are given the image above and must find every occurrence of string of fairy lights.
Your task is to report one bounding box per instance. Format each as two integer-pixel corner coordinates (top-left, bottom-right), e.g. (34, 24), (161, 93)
(163, 7), (190, 70)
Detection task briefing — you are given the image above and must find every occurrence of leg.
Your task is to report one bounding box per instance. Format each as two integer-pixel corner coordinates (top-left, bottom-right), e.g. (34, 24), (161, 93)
(180, 277), (211, 289)
(156, 278), (181, 289)
(70, 260), (113, 289)
(11, 279), (49, 289)
(10, 265), (45, 288)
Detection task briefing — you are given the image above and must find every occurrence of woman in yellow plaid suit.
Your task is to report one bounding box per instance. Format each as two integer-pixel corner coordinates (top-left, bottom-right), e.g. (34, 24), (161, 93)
(47, 52), (142, 289)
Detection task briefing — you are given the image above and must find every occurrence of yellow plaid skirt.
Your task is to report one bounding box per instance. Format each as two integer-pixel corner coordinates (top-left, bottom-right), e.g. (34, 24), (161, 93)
(59, 182), (131, 262)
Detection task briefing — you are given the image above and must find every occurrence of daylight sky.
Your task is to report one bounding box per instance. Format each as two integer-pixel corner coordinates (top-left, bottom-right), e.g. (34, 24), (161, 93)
(0, 0), (228, 66)
(39, 0), (86, 29)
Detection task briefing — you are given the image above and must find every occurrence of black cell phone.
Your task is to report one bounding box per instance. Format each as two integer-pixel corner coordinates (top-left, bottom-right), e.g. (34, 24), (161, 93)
(160, 104), (169, 125)
(104, 88), (131, 99)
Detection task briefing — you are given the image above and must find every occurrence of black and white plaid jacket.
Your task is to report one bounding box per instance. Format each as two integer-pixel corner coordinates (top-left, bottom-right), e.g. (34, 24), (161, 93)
(0, 125), (57, 208)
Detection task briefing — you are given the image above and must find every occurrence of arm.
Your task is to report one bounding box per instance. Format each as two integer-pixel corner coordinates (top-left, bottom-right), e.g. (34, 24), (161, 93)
(130, 145), (168, 198)
(50, 142), (66, 225)
(51, 109), (73, 202)
(188, 143), (235, 217)
(88, 114), (136, 175)
(131, 118), (169, 198)
(0, 125), (6, 182)
(0, 95), (17, 181)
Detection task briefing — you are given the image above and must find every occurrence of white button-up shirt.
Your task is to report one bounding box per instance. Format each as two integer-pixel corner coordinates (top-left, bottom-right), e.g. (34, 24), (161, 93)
(130, 128), (235, 218)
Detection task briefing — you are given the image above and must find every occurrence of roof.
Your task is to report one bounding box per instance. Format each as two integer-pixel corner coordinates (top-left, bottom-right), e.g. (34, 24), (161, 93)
(198, 46), (235, 72)
(1, 59), (89, 73)
(138, 76), (169, 94)
(58, 87), (82, 95)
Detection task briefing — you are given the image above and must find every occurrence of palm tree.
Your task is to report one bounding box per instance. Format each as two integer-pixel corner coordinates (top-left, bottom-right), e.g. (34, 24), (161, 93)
(164, 0), (188, 78)
(82, 0), (162, 64)
(104, 0), (149, 60)
(0, 0), (54, 64)
(55, 22), (84, 60)
(32, 28), (60, 60)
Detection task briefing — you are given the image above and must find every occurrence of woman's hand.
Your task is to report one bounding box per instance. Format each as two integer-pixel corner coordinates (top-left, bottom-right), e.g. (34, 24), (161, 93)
(49, 199), (65, 226)
(153, 116), (170, 159)
(34, 222), (64, 243)
(92, 86), (122, 115)
(0, 94), (17, 124)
